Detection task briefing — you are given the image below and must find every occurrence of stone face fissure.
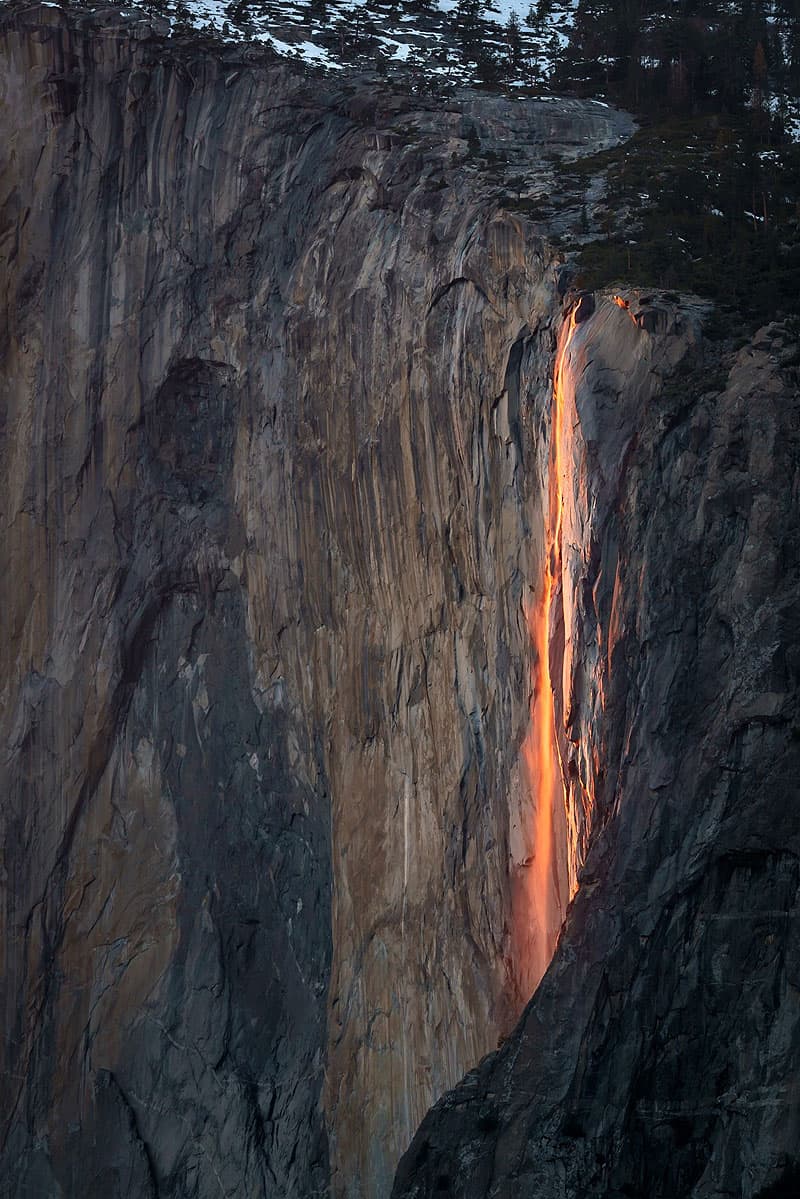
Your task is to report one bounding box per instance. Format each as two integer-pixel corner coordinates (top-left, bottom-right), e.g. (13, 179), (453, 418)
(0, 8), (637, 1197)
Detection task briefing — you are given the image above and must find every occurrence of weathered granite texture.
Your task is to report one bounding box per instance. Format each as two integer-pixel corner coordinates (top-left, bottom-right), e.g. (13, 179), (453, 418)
(392, 307), (800, 1199)
(0, 7), (637, 1196)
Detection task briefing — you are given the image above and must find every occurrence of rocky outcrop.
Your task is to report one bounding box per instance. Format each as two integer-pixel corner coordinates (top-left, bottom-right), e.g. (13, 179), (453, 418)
(392, 308), (800, 1198)
(0, 7), (636, 1196)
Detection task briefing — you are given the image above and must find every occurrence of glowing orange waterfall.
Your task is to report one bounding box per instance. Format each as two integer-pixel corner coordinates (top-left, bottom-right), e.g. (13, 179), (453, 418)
(516, 307), (578, 996)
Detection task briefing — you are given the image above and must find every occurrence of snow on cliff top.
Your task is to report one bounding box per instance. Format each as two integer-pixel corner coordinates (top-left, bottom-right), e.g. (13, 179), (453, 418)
(37, 0), (579, 86)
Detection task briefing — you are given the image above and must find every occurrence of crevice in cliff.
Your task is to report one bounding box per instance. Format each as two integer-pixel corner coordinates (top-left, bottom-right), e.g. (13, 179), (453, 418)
(496, 326), (528, 462)
(427, 276), (494, 317)
(96, 1071), (160, 1199)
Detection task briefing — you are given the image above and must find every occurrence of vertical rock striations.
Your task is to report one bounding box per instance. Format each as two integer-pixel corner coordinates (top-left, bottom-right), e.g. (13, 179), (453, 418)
(393, 300), (800, 1199)
(0, 7), (635, 1196)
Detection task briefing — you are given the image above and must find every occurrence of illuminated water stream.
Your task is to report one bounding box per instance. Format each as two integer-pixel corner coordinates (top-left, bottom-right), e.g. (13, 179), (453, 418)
(516, 308), (579, 996)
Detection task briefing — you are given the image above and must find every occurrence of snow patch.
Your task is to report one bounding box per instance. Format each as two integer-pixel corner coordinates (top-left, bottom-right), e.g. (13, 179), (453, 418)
(113, 0), (579, 84)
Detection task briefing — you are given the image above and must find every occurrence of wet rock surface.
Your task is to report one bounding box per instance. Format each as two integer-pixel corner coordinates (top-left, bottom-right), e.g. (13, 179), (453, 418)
(392, 309), (800, 1199)
(0, 6), (637, 1197)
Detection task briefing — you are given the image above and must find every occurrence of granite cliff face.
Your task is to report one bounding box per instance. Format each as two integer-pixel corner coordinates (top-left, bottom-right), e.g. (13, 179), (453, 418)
(3, 7), (798, 1198)
(0, 8), (643, 1196)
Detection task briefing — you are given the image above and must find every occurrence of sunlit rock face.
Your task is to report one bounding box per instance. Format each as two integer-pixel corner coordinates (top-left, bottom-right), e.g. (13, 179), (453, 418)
(392, 300), (800, 1199)
(0, 7), (634, 1197)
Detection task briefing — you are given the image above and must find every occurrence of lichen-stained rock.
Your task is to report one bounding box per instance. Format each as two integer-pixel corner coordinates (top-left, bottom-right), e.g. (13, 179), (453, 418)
(0, 5), (634, 1197)
(392, 307), (800, 1199)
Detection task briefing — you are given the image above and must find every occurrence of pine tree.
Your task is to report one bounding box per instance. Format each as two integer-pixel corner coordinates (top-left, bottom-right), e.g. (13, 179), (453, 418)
(454, 0), (485, 63)
(751, 40), (769, 137)
(505, 12), (524, 72)
(308, 0), (328, 25)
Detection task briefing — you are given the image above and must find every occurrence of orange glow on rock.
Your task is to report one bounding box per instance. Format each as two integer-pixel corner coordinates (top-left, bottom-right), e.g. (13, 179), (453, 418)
(515, 308), (578, 998)
(612, 293), (639, 326)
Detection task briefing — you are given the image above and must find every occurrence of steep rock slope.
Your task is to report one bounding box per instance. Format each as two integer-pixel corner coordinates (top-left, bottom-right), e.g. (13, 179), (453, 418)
(0, 7), (632, 1196)
(393, 304), (800, 1198)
